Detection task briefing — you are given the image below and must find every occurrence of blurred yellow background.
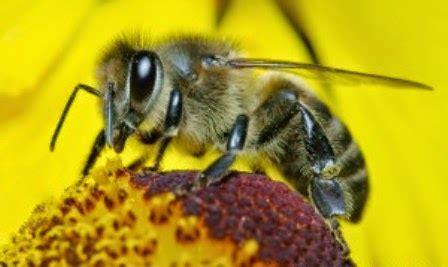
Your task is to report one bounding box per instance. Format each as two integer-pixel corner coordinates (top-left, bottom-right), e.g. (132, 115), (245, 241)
(0, 0), (447, 266)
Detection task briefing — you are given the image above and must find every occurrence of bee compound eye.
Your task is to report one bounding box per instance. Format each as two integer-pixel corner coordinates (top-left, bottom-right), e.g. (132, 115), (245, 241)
(130, 51), (158, 101)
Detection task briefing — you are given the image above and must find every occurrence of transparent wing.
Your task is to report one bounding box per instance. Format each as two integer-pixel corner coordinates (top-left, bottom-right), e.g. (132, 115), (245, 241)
(226, 58), (432, 90)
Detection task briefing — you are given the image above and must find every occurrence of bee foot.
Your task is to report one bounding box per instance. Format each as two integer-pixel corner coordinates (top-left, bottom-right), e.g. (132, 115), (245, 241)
(143, 165), (159, 172)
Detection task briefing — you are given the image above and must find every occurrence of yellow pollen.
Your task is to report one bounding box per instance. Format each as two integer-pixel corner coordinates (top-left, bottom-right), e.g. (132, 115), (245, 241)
(148, 192), (176, 224)
(234, 238), (260, 267)
(176, 216), (201, 242)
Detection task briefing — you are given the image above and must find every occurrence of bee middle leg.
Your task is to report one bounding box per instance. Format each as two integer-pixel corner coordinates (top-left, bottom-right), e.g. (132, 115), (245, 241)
(128, 88), (183, 171)
(127, 129), (162, 170)
(191, 114), (249, 189)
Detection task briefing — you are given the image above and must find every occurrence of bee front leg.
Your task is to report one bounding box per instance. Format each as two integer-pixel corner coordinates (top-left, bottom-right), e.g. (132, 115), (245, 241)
(127, 129), (162, 171)
(194, 114), (249, 189)
(82, 129), (106, 176)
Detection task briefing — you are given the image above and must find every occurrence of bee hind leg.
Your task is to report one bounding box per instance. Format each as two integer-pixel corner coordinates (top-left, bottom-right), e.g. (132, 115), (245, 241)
(299, 104), (347, 219)
(248, 86), (347, 220)
(299, 104), (351, 254)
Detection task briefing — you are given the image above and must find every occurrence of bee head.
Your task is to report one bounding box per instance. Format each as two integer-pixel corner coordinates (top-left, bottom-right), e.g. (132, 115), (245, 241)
(103, 50), (164, 153)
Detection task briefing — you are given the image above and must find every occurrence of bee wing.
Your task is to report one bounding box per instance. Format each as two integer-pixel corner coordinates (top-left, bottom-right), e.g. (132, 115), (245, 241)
(226, 58), (432, 90)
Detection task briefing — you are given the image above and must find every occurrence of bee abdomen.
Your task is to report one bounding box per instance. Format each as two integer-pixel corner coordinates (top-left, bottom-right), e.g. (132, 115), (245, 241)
(338, 167), (369, 222)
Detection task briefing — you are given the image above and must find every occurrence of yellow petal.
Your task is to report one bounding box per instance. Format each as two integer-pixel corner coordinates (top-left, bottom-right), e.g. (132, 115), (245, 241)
(298, 1), (448, 265)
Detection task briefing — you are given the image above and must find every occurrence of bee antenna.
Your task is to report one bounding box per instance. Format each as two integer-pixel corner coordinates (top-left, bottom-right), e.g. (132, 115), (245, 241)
(50, 84), (102, 151)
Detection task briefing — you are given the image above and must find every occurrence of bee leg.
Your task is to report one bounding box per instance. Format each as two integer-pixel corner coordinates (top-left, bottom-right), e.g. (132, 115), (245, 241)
(329, 218), (350, 257)
(129, 88), (183, 172)
(249, 163), (266, 175)
(194, 114), (249, 189)
(139, 129), (162, 144)
(82, 129), (106, 176)
(50, 84), (102, 151)
(298, 105), (351, 253)
(249, 89), (344, 218)
(127, 130), (162, 171)
(248, 89), (301, 175)
(299, 104), (346, 219)
(147, 137), (173, 171)
(191, 145), (207, 158)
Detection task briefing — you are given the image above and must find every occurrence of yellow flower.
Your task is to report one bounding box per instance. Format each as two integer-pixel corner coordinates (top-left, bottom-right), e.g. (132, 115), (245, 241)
(0, 0), (446, 266)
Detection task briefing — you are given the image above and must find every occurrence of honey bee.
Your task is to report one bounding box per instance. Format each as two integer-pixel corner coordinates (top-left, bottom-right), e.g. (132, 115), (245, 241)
(50, 34), (431, 223)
